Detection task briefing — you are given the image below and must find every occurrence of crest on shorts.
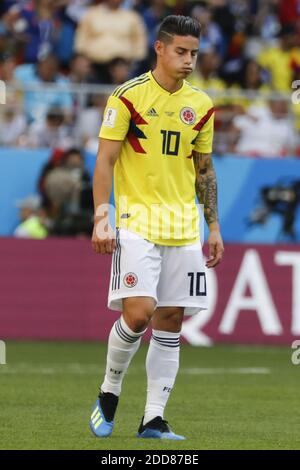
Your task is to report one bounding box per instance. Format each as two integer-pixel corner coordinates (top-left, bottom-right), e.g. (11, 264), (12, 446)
(123, 272), (138, 288)
(180, 107), (196, 125)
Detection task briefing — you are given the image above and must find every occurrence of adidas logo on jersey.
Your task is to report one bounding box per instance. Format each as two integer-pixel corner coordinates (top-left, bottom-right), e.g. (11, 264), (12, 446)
(146, 107), (159, 117)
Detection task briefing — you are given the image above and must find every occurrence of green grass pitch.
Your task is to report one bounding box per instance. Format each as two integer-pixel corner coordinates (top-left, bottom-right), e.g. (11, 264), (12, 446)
(0, 341), (299, 450)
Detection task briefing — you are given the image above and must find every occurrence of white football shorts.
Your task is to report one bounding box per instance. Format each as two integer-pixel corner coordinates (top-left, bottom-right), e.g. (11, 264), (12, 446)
(107, 228), (208, 316)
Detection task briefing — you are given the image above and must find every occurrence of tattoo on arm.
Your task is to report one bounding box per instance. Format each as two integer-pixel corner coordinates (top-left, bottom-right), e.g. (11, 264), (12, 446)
(193, 151), (218, 225)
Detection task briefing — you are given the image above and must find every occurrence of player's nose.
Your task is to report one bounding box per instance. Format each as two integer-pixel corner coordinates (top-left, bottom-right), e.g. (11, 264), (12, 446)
(184, 53), (193, 65)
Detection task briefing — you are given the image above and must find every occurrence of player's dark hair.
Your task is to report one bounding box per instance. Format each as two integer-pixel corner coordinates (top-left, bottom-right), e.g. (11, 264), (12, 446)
(157, 15), (201, 43)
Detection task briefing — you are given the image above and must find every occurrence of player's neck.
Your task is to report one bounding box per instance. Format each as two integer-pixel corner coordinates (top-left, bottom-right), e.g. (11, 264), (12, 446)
(151, 67), (183, 94)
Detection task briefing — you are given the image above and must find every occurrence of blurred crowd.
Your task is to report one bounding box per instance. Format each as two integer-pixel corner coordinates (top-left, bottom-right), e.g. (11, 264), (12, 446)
(1, 0), (300, 237)
(14, 147), (94, 238)
(1, 0), (300, 156)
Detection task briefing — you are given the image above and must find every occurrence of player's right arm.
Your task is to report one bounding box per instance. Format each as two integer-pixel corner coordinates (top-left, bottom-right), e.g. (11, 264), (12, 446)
(92, 91), (131, 254)
(92, 138), (122, 255)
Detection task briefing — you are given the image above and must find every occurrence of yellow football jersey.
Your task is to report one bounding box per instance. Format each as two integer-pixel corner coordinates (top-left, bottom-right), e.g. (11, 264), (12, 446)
(99, 71), (214, 246)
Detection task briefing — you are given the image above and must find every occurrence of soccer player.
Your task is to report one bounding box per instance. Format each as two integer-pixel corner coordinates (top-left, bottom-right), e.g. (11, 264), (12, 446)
(90, 15), (224, 440)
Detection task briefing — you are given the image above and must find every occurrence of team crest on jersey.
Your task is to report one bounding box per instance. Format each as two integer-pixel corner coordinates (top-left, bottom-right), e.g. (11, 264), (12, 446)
(123, 272), (138, 288)
(180, 107), (196, 125)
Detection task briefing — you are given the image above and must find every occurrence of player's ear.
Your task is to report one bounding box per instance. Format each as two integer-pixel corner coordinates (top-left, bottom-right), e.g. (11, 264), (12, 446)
(154, 40), (164, 57)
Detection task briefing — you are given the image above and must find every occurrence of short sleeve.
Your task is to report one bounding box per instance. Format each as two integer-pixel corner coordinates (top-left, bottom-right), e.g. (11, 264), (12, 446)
(99, 94), (130, 140)
(193, 100), (215, 154)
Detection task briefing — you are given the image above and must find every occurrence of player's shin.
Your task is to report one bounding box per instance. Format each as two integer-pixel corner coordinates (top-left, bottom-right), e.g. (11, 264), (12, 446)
(143, 330), (180, 425)
(100, 315), (146, 397)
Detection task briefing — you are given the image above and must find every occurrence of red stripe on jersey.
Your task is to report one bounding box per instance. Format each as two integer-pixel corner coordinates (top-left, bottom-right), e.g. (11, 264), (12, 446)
(127, 132), (146, 154)
(120, 96), (148, 125)
(193, 107), (215, 131)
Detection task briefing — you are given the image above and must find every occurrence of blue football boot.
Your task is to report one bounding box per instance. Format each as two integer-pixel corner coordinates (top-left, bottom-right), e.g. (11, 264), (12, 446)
(89, 392), (118, 438)
(137, 416), (186, 440)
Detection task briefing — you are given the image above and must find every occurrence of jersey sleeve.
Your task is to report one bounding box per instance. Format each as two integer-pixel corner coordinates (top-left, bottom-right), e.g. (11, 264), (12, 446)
(193, 97), (215, 154)
(99, 94), (131, 140)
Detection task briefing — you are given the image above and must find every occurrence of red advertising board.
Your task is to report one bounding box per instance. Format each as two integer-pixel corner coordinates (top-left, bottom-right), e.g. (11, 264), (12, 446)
(0, 239), (299, 345)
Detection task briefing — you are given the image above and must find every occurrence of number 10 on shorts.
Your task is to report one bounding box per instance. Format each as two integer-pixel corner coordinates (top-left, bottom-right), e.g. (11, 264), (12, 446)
(188, 272), (206, 296)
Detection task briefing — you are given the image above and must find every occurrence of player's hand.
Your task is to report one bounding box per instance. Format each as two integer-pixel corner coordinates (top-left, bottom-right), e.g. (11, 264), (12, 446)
(92, 218), (116, 254)
(206, 229), (224, 268)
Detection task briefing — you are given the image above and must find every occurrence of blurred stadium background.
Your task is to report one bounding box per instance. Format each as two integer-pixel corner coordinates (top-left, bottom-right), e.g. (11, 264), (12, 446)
(0, 0), (300, 450)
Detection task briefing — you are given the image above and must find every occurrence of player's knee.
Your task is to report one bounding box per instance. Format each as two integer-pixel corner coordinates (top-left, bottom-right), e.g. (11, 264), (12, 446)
(153, 307), (184, 332)
(123, 311), (152, 333)
(170, 314), (183, 331)
(166, 310), (183, 331)
(123, 297), (155, 333)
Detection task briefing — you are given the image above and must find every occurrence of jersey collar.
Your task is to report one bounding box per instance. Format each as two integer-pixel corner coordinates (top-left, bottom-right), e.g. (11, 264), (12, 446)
(148, 71), (185, 96)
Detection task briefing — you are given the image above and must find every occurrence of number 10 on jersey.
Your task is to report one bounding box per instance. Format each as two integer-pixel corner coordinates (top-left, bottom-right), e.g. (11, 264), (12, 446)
(161, 130), (180, 156)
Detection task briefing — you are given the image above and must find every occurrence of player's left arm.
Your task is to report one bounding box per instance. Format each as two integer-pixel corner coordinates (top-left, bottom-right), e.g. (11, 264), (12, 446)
(193, 151), (224, 268)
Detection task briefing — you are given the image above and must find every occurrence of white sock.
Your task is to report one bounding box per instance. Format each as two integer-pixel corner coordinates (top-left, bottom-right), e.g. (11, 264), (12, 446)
(143, 329), (180, 425)
(101, 316), (146, 396)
